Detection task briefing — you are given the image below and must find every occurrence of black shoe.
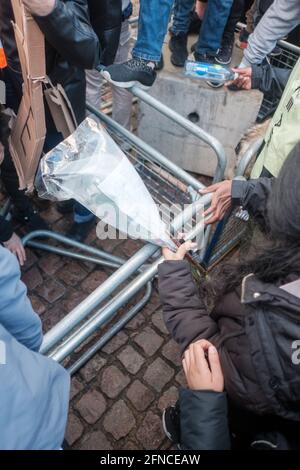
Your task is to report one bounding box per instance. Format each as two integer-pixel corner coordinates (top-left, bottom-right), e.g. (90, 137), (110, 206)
(216, 37), (234, 65)
(162, 404), (181, 445)
(101, 58), (157, 90)
(13, 208), (49, 233)
(194, 52), (216, 64)
(169, 33), (188, 67)
(67, 219), (95, 243)
(155, 54), (164, 71)
(57, 200), (74, 214)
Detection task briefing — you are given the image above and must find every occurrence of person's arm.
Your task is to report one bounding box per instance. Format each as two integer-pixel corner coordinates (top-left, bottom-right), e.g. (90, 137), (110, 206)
(26, 0), (100, 69)
(241, 0), (300, 67)
(231, 177), (274, 229)
(180, 341), (231, 450)
(87, 0), (122, 66)
(158, 256), (220, 354)
(0, 245), (42, 351)
(228, 62), (292, 95)
(200, 178), (274, 229)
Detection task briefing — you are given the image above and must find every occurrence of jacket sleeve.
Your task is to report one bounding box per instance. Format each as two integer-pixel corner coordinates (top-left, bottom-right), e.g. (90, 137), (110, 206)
(158, 260), (220, 354)
(241, 0), (300, 66)
(34, 0), (100, 69)
(0, 245), (43, 351)
(0, 216), (13, 243)
(251, 63), (291, 100)
(180, 388), (231, 450)
(88, 0), (122, 66)
(231, 178), (274, 230)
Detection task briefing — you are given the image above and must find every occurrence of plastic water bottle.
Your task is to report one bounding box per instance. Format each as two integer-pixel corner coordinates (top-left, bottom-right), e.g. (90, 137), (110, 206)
(185, 60), (237, 83)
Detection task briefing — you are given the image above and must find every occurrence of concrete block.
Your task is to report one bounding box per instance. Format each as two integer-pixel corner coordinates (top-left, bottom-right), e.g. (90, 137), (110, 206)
(137, 39), (263, 178)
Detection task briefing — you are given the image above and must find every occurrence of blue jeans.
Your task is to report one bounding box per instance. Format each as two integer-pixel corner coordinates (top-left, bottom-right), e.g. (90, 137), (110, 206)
(132, 0), (174, 62)
(172, 0), (233, 56)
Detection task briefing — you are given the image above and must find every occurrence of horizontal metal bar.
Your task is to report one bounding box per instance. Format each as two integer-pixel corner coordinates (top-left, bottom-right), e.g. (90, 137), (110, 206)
(50, 266), (159, 363)
(42, 197), (209, 354)
(130, 86), (227, 183)
(87, 104), (205, 192)
(235, 137), (264, 177)
(67, 282), (152, 375)
(41, 242), (158, 354)
(26, 241), (122, 270)
(22, 230), (125, 266)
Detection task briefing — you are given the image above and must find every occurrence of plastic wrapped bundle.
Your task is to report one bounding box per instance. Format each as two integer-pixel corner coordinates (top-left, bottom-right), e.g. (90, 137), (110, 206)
(37, 117), (176, 249)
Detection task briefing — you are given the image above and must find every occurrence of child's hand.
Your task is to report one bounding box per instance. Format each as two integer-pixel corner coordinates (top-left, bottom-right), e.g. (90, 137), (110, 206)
(162, 240), (197, 261)
(182, 339), (224, 392)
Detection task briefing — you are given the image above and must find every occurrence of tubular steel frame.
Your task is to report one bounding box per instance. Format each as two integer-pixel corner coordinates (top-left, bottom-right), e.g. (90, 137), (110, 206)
(21, 87), (231, 371)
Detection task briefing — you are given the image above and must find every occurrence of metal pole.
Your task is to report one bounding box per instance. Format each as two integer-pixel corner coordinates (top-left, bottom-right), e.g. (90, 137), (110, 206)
(26, 241), (122, 270)
(235, 137), (264, 177)
(50, 265), (159, 363)
(42, 196), (210, 354)
(41, 243), (158, 354)
(130, 86), (227, 183)
(22, 230), (125, 266)
(87, 104), (205, 192)
(67, 282), (152, 375)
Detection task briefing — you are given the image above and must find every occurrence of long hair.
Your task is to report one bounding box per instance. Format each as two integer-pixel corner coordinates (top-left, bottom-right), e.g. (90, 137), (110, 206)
(211, 143), (300, 298)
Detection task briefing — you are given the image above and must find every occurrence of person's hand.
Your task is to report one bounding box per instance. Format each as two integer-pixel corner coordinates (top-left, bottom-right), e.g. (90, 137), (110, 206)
(183, 339), (224, 392)
(22, 0), (55, 16)
(162, 240), (197, 261)
(225, 67), (252, 90)
(4, 233), (26, 266)
(200, 180), (232, 224)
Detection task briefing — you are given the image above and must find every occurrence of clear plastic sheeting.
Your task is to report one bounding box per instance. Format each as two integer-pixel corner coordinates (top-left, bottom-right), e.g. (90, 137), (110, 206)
(37, 118), (176, 249)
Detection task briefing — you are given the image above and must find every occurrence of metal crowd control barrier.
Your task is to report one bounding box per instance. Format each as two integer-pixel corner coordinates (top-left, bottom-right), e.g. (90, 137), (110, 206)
(18, 89), (252, 371)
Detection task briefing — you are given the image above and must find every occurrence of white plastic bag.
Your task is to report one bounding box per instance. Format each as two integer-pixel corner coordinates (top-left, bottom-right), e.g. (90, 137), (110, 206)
(37, 117), (175, 249)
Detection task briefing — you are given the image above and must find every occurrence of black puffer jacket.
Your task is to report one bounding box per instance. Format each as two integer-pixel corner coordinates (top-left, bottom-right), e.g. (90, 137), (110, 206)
(179, 389), (231, 450)
(0, 0), (121, 123)
(159, 178), (300, 423)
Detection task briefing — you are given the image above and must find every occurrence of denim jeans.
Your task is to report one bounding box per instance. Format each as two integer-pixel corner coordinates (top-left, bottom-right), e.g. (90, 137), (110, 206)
(132, 0), (174, 62)
(172, 0), (234, 56)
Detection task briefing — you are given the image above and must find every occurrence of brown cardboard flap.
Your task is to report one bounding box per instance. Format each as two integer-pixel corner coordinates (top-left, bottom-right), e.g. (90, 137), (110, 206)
(10, 83), (46, 191)
(44, 84), (77, 139)
(10, 1), (46, 191)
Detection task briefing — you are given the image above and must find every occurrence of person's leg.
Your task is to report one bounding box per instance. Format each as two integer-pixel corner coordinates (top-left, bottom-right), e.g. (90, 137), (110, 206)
(101, 0), (174, 89)
(132, 0), (174, 62)
(216, 0), (245, 64)
(1, 147), (48, 231)
(85, 69), (102, 111)
(111, 21), (133, 130)
(245, 0), (258, 33)
(169, 0), (194, 67)
(171, 0), (195, 35)
(195, 0), (234, 58)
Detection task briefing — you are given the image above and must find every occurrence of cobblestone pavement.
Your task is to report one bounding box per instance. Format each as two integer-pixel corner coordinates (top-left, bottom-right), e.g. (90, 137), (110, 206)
(19, 202), (185, 450)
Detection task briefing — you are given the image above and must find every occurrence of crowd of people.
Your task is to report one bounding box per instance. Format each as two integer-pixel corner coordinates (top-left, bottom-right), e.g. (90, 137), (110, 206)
(0, 0), (300, 451)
